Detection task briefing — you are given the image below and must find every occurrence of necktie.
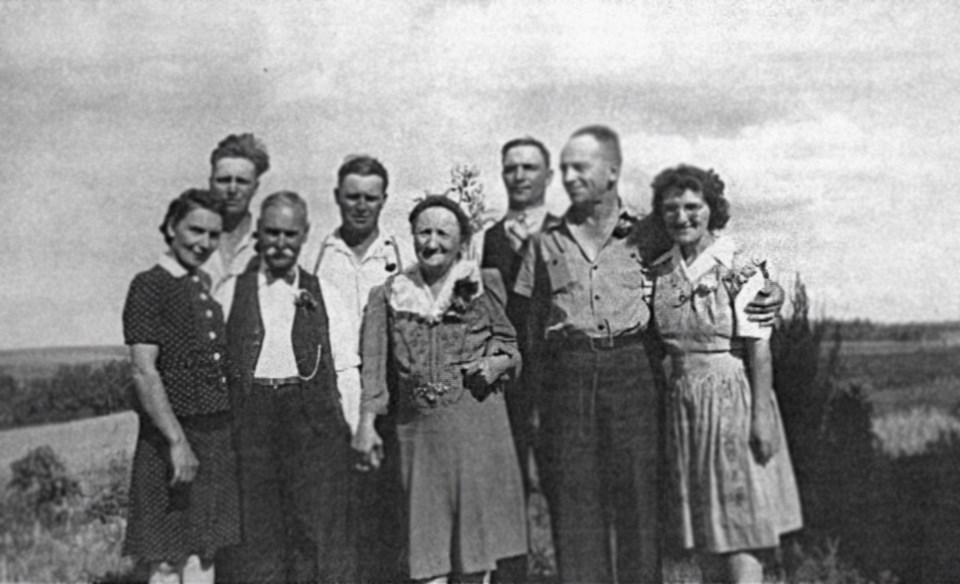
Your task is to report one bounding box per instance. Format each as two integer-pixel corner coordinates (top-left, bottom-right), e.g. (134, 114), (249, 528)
(508, 212), (529, 252)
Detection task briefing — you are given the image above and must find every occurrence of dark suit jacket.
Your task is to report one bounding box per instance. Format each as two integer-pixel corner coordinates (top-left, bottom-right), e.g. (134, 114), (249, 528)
(225, 262), (346, 436)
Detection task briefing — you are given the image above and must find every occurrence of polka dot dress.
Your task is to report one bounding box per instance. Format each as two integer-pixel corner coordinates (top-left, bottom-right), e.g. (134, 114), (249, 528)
(121, 265), (240, 564)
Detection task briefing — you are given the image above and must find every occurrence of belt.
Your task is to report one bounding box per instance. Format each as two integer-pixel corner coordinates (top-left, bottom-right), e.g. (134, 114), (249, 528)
(252, 376), (301, 388)
(547, 332), (645, 352)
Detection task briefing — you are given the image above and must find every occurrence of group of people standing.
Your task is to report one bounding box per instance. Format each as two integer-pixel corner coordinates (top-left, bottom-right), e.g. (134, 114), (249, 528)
(122, 126), (802, 584)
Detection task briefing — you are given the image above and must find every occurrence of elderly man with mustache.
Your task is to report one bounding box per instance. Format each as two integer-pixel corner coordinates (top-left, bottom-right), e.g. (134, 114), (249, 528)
(217, 192), (356, 583)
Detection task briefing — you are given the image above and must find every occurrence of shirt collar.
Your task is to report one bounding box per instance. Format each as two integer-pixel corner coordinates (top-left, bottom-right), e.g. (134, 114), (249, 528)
(325, 228), (397, 261)
(505, 204), (548, 228)
(258, 260), (300, 288)
(666, 234), (738, 280)
(158, 252), (190, 278)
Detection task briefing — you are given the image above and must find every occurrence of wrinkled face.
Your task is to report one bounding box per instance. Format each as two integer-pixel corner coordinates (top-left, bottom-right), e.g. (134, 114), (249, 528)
(167, 207), (223, 270)
(209, 157), (259, 217)
(559, 135), (618, 206)
(413, 206), (465, 278)
(661, 188), (711, 248)
(335, 173), (387, 237)
(501, 145), (552, 210)
(257, 203), (309, 274)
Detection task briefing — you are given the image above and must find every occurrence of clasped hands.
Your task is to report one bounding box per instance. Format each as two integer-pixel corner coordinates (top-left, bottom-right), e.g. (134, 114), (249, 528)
(351, 355), (512, 472)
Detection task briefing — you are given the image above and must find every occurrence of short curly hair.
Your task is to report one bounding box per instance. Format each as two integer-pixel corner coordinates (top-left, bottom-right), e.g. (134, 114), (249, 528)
(209, 133), (270, 177)
(408, 195), (473, 244)
(159, 189), (225, 245)
(650, 164), (730, 231)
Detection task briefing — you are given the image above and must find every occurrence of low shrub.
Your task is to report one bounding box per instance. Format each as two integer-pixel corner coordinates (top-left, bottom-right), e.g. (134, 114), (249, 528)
(0, 445), (133, 583)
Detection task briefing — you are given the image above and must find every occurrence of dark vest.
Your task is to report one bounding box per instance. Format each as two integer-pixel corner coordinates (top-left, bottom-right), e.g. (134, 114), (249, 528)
(226, 264), (347, 437)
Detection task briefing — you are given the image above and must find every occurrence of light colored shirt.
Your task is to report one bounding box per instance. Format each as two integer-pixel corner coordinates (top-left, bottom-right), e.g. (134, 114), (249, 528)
(204, 220), (257, 320)
(515, 207), (661, 340)
(253, 265), (301, 378)
(311, 228), (409, 371)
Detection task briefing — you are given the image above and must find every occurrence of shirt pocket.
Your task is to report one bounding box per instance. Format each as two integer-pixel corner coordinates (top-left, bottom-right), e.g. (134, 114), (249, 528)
(545, 255), (576, 293)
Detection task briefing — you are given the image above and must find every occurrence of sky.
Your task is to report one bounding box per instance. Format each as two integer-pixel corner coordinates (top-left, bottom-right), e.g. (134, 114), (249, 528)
(1, 0), (959, 350)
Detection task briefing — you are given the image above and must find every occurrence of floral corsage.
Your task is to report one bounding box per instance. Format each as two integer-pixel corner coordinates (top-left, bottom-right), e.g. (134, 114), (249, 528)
(294, 289), (318, 310)
(721, 259), (769, 296)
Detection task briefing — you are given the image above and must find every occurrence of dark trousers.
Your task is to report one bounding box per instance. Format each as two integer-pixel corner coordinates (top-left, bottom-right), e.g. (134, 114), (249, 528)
(354, 417), (406, 584)
(539, 343), (663, 584)
(494, 377), (539, 584)
(218, 381), (356, 584)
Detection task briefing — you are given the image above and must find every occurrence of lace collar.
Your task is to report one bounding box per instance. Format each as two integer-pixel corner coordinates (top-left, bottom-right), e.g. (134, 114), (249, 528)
(389, 259), (484, 323)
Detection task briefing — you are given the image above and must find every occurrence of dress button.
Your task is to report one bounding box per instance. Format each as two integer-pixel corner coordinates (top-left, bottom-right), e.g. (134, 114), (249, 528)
(213, 352), (221, 361)
(191, 275), (200, 282)
(592, 265), (598, 271)
(220, 376), (227, 383)
(205, 309), (213, 318)
(598, 324), (605, 331)
(209, 331), (217, 340)
(594, 294), (600, 300)
(200, 293), (209, 301)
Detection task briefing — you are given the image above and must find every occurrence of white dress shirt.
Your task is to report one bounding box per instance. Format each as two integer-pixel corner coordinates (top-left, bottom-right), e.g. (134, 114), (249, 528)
(310, 228), (411, 432)
(253, 265), (301, 378)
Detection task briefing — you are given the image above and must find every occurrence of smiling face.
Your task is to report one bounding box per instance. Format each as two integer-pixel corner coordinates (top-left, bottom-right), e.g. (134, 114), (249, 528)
(661, 188), (712, 251)
(209, 157), (259, 217)
(335, 173), (387, 238)
(412, 206), (465, 280)
(559, 134), (618, 207)
(502, 144), (552, 211)
(257, 203), (309, 275)
(167, 207), (223, 270)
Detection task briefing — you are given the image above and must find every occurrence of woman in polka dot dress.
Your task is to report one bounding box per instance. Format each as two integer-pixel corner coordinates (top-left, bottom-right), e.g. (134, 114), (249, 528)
(122, 189), (240, 584)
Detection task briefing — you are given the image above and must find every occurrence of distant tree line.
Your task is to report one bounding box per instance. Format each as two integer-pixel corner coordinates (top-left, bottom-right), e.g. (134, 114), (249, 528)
(822, 318), (960, 343)
(0, 361), (134, 430)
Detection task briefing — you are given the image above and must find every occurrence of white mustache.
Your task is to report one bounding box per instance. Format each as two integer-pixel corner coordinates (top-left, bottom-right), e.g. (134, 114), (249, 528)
(266, 246), (296, 258)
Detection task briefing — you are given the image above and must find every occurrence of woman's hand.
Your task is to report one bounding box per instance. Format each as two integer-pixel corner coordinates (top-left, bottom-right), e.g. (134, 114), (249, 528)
(749, 399), (781, 465)
(169, 439), (199, 486)
(352, 414), (384, 471)
(461, 355), (512, 387)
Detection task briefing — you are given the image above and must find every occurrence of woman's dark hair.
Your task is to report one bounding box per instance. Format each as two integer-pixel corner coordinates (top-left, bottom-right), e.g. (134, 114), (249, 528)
(408, 195), (473, 243)
(159, 188), (225, 245)
(209, 133), (270, 177)
(650, 164), (730, 230)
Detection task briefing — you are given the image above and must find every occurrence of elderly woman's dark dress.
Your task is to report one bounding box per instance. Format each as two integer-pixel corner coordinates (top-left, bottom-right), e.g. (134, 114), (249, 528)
(360, 262), (527, 580)
(121, 254), (240, 564)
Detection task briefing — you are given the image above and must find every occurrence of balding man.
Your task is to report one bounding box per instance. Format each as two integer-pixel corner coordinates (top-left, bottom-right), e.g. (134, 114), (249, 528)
(219, 192), (355, 583)
(516, 126), (782, 583)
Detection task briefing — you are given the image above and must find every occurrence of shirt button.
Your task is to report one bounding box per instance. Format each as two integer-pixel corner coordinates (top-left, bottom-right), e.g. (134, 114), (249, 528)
(598, 324), (605, 331)
(191, 275), (200, 282)
(592, 265), (598, 271)
(594, 294), (600, 300)
(205, 309), (213, 318)
(209, 331), (217, 340)
(200, 293), (209, 301)
(220, 376), (227, 383)
(213, 352), (221, 361)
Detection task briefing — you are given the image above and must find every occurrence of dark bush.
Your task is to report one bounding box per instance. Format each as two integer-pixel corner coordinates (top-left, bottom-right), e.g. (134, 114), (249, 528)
(772, 278), (881, 577)
(7, 445), (82, 528)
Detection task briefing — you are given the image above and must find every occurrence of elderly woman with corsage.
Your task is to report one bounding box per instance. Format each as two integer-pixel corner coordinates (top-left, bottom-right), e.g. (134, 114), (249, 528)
(353, 195), (527, 584)
(648, 165), (803, 584)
